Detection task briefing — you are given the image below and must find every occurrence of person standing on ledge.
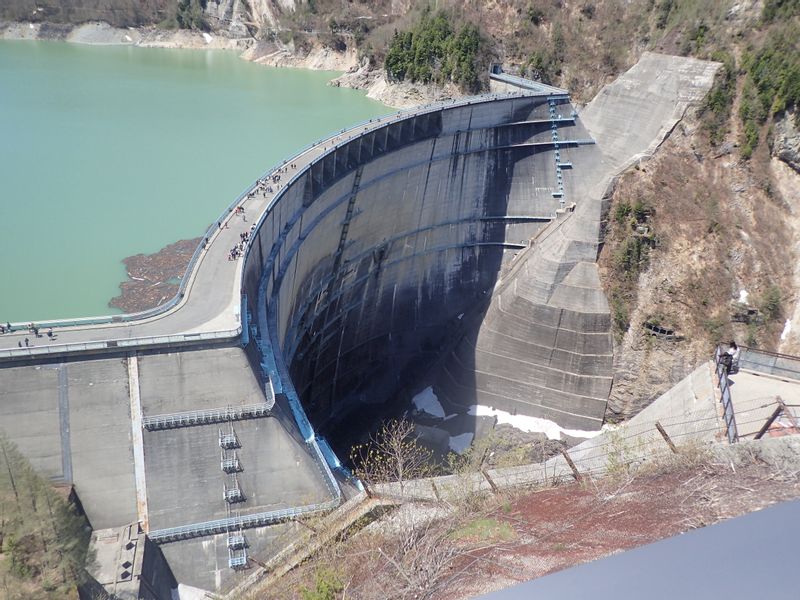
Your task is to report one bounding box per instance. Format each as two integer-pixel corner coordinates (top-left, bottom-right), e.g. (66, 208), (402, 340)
(727, 341), (740, 373)
(718, 341), (740, 375)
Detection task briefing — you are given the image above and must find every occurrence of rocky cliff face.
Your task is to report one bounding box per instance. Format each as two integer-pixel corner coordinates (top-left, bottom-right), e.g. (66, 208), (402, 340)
(774, 111), (800, 174)
(0, 0), (281, 35)
(0, 0), (171, 28)
(599, 110), (797, 419)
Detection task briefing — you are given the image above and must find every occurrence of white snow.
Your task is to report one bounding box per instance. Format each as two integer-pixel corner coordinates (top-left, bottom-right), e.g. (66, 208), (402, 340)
(412, 386), (445, 419)
(467, 405), (602, 440)
(174, 583), (213, 600)
(123, 34), (132, 42)
(781, 318), (792, 341)
(448, 432), (474, 454)
(738, 289), (749, 304)
(202, 32), (214, 44)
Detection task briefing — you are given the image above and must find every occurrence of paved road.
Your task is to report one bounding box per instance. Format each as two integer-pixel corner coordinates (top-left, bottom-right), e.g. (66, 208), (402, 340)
(0, 93), (534, 360)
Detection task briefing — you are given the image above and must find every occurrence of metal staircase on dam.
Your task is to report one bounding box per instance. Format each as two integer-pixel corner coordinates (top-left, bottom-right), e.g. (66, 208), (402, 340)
(221, 449), (242, 473)
(219, 425), (240, 449)
(141, 403), (272, 431)
(227, 531), (248, 569)
(549, 97), (567, 206)
(226, 529), (248, 569)
(224, 475), (245, 504)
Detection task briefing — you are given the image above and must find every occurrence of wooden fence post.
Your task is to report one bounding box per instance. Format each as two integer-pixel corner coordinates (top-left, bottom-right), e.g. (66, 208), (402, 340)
(655, 421), (678, 454)
(559, 448), (582, 481)
(754, 397), (785, 440)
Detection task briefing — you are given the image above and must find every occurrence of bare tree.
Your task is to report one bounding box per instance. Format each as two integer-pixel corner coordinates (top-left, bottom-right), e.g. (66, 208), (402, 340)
(374, 518), (463, 600)
(350, 418), (436, 495)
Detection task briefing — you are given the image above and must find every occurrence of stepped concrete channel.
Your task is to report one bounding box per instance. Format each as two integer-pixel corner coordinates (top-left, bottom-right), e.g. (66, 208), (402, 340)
(0, 53), (718, 593)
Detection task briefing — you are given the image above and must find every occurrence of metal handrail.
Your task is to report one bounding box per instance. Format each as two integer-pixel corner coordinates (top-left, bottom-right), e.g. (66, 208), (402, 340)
(489, 68), (569, 96)
(714, 346), (739, 443)
(736, 346), (800, 381)
(142, 403), (271, 431)
(148, 493), (341, 543)
(0, 327), (241, 360)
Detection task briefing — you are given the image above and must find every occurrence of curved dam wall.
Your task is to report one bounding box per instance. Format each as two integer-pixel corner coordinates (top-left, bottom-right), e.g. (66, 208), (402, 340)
(433, 53), (721, 432)
(240, 92), (607, 446)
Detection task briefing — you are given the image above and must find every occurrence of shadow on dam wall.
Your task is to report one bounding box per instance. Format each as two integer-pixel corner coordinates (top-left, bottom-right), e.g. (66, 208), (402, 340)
(242, 94), (591, 460)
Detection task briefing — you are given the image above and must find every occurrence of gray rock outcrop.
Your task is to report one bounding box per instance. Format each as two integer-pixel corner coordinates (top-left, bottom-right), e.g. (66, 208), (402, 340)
(773, 110), (800, 173)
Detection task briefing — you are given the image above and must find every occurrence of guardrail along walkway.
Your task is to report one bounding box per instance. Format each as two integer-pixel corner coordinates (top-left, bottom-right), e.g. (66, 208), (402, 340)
(148, 498), (338, 543)
(141, 404), (272, 431)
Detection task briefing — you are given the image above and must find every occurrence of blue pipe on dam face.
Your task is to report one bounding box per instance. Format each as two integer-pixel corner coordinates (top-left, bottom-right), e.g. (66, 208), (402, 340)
(243, 92), (608, 459)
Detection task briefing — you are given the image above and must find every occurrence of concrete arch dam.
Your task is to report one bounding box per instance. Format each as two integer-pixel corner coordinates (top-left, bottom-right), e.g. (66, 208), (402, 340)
(0, 52), (721, 593)
(244, 53), (722, 452)
(243, 92), (604, 453)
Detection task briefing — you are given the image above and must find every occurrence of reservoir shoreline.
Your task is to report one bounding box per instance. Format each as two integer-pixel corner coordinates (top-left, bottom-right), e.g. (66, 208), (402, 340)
(0, 38), (391, 322)
(0, 22), (463, 317)
(0, 19), (464, 109)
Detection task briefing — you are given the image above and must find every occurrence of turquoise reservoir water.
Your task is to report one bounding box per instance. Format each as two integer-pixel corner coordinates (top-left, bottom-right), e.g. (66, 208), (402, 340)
(0, 40), (389, 322)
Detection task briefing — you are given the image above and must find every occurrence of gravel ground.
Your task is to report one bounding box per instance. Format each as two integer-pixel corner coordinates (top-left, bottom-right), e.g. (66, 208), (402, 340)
(443, 437), (800, 599)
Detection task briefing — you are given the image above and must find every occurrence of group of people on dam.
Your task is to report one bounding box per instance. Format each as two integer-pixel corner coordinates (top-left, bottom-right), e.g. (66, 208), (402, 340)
(3, 321), (56, 348)
(246, 164), (297, 201)
(229, 225), (254, 261)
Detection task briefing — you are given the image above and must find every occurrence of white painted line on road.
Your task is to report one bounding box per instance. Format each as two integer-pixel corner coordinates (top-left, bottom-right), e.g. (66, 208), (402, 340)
(128, 353), (149, 532)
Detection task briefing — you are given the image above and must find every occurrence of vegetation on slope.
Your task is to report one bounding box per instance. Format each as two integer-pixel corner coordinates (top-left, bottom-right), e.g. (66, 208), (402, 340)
(739, 20), (800, 156)
(601, 0), (799, 364)
(384, 9), (487, 93)
(0, 435), (92, 600)
(170, 0), (209, 31)
(254, 428), (800, 599)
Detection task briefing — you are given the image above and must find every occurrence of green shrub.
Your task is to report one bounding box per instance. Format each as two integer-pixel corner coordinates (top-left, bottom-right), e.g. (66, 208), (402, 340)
(632, 199), (650, 222)
(760, 285), (782, 321)
(614, 236), (650, 275)
(611, 294), (630, 337)
(0, 436), (92, 596)
(300, 568), (344, 600)
(741, 22), (800, 138)
(702, 316), (726, 339)
(384, 10), (488, 92)
(746, 323), (759, 347)
(175, 0), (208, 31)
(523, 49), (559, 84)
(762, 0), (800, 22)
(614, 201), (632, 224)
(702, 50), (736, 145)
(655, 0), (676, 29)
(527, 6), (545, 25)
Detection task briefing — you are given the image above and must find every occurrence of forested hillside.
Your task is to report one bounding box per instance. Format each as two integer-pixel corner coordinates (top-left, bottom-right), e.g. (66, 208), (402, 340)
(0, 435), (92, 599)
